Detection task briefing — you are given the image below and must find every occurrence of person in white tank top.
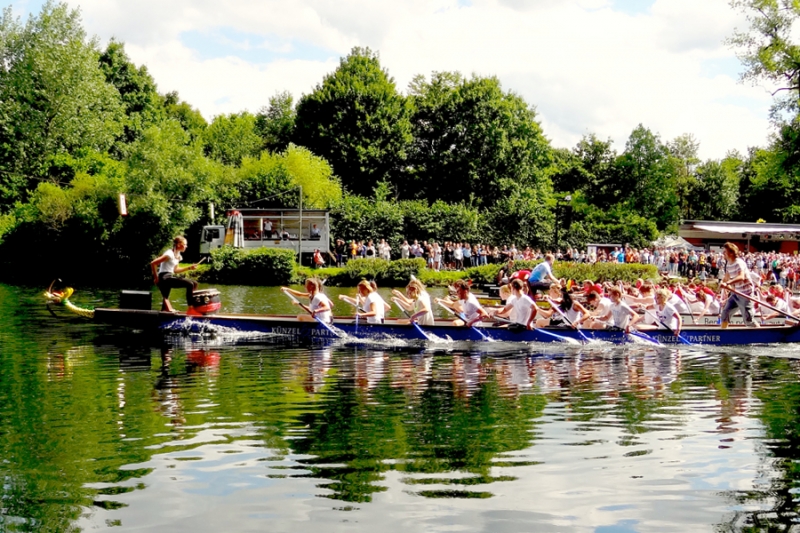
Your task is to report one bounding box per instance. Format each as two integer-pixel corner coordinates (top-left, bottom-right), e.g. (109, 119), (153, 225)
(150, 236), (199, 312)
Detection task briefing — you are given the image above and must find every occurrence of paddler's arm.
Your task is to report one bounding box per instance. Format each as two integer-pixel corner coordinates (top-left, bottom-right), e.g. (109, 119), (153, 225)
(626, 307), (641, 333)
(465, 307), (489, 328)
(338, 294), (358, 306)
(525, 306), (537, 330)
(391, 296), (414, 313)
(281, 287), (310, 298)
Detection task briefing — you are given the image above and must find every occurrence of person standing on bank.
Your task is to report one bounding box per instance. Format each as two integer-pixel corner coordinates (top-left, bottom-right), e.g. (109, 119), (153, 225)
(151, 236), (199, 312)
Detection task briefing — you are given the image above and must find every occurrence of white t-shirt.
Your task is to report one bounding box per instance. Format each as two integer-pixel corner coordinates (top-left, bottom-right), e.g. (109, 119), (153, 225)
(414, 292), (435, 326)
(596, 297), (612, 325)
(610, 301), (635, 329)
(310, 293), (333, 324)
(364, 291), (385, 324)
(459, 293), (483, 323)
(668, 293), (690, 315)
(511, 294), (536, 325)
(158, 248), (180, 274)
(657, 302), (680, 331)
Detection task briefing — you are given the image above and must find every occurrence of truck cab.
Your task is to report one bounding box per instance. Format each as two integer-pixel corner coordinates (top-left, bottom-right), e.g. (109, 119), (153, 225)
(199, 225), (225, 256)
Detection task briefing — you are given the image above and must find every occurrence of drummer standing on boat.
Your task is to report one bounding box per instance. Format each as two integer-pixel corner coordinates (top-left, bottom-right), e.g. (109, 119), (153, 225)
(719, 242), (757, 328)
(150, 236), (199, 312)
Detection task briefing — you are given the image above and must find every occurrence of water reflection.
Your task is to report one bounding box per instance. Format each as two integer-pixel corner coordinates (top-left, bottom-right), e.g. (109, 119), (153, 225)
(6, 283), (800, 530)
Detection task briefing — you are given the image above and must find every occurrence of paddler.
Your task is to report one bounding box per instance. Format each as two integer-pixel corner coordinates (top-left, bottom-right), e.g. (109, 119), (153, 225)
(391, 279), (434, 325)
(281, 278), (333, 324)
(339, 280), (386, 324)
(435, 280), (489, 327)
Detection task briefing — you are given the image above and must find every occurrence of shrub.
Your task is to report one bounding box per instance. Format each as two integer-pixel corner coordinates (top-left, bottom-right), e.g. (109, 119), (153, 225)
(343, 258), (390, 280)
(552, 262), (658, 283)
(342, 257), (426, 287)
(204, 246), (296, 285)
(464, 263), (504, 285)
(384, 258), (426, 285)
(418, 269), (467, 287)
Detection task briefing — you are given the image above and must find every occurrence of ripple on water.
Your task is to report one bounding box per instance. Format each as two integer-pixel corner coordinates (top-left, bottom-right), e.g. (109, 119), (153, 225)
(4, 284), (800, 531)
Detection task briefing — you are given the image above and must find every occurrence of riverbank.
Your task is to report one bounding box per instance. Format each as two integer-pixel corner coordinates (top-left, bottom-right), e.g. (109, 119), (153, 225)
(185, 248), (659, 287)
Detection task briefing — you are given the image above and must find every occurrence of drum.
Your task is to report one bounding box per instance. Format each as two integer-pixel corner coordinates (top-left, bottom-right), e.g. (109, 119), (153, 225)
(187, 288), (221, 316)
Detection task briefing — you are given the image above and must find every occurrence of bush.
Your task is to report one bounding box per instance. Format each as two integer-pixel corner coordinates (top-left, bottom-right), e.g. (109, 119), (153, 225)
(294, 265), (346, 284)
(464, 263), (504, 285)
(384, 258), (427, 285)
(204, 246), (296, 285)
(418, 269), (467, 287)
(343, 258), (390, 280)
(342, 257), (426, 286)
(552, 262), (658, 283)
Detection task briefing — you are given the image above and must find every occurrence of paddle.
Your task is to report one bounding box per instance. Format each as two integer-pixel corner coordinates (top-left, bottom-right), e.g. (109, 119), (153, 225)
(545, 297), (592, 344)
(492, 315), (581, 345)
(391, 300), (435, 341)
(627, 330), (663, 346)
(642, 308), (693, 345)
(723, 284), (798, 323)
(282, 289), (345, 339)
(435, 300), (493, 341)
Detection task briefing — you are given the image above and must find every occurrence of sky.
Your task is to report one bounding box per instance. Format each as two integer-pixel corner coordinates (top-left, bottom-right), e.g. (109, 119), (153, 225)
(6, 0), (776, 160)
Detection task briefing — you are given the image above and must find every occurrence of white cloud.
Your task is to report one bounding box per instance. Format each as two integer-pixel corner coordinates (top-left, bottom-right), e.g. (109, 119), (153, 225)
(33, 0), (773, 158)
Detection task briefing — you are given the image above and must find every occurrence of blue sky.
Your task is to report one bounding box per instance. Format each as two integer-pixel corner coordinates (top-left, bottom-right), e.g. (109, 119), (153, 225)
(3, 0), (772, 159)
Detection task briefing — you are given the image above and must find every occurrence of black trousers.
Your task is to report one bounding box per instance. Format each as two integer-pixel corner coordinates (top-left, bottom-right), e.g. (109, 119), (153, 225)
(158, 272), (197, 305)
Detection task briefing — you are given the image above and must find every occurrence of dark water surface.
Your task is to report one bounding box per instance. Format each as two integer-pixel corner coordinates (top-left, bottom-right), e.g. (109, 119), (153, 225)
(2, 283), (800, 532)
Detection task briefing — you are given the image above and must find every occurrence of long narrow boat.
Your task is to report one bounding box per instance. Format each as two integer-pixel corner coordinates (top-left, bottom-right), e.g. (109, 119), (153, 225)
(45, 288), (800, 346)
(85, 307), (800, 346)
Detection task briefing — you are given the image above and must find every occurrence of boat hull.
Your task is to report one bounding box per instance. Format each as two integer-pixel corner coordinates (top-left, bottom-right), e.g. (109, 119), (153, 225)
(92, 308), (799, 346)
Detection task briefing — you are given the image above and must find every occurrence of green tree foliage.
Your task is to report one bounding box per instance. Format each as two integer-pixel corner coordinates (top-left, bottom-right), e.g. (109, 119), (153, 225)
(616, 125), (680, 230)
(728, 0), (800, 117)
(118, 120), (224, 270)
(0, 1), (124, 209)
(234, 144), (341, 210)
(256, 91), (295, 153)
(203, 112), (261, 166)
(406, 72), (552, 206)
(163, 91), (207, 142)
(293, 47), (412, 196)
(691, 156), (741, 220)
(99, 39), (165, 151)
(739, 120), (800, 222)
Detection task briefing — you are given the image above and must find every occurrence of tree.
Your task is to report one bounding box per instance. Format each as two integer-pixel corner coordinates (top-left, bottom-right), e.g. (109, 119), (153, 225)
(233, 144), (341, 210)
(616, 125), (680, 230)
(0, 1), (124, 209)
(256, 91), (295, 153)
(293, 47), (412, 196)
(203, 112), (261, 166)
(668, 133), (701, 219)
(164, 91), (207, 142)
(98, 39), (165, 151)
(406, 72), (553, 206)
(728, 0), (800, 118)
(692, 156), (741, 220)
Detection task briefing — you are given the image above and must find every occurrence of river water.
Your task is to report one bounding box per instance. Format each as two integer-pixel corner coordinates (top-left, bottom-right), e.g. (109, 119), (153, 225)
(2, 282), (800, 532)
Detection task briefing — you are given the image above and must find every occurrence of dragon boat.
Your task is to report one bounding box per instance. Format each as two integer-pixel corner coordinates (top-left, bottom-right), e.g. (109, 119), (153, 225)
(43, 286), (800, 346)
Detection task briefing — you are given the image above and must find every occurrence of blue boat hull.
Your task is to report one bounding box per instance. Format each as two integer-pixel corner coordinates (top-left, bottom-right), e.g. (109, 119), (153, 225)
(92, 308), (800, 346)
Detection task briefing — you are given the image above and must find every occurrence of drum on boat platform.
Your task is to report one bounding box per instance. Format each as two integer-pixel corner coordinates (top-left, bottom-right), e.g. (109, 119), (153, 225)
(187, 288), (221, 316)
